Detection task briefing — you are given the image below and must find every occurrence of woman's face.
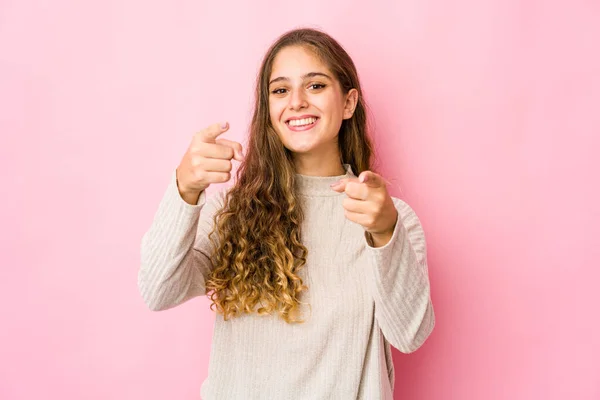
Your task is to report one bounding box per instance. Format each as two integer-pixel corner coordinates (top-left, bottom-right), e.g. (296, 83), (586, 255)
(268, 45), (357, 158)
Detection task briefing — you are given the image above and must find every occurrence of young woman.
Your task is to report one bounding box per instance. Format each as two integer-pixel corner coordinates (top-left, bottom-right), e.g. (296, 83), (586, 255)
(139, 28), (435, 400)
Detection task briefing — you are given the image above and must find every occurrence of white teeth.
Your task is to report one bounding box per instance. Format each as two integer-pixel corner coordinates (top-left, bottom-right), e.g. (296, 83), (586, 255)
(288, 117), (317, 127)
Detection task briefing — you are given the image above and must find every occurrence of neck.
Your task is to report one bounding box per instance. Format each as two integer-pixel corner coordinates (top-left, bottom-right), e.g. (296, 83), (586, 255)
(292, 153), (346, 177)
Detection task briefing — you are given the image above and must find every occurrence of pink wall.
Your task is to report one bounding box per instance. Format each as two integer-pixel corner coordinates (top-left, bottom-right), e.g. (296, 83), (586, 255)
(1, 1), (598, 399)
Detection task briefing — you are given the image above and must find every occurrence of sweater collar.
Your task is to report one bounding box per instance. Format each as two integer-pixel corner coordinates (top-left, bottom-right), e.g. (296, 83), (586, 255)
(295, 163), (355, 197)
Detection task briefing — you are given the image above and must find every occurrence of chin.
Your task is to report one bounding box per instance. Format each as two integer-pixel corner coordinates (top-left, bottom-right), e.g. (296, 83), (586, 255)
(284, 143), (316, 154)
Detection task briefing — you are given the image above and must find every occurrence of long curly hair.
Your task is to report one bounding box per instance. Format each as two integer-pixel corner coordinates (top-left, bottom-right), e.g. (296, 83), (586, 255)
(204, 28), (376, 323)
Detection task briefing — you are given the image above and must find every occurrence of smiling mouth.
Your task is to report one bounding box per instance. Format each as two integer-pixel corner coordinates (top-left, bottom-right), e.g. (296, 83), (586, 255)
(286, 117), (319, 130)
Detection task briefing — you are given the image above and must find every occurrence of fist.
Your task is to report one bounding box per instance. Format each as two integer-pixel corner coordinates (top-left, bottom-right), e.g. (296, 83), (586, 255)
(176, 122), (244, 196)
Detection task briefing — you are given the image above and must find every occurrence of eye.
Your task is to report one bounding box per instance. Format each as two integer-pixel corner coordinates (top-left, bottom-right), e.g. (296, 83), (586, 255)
(271, 88), (287, 95)
(309, 83), (326, 90)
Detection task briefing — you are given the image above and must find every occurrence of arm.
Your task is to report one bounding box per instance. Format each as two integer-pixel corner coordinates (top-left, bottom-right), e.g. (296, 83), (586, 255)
(138, 169), (225, 311)
(363, 197), (435, 353)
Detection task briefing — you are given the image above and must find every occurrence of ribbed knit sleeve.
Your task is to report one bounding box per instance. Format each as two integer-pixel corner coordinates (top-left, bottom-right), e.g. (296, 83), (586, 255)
(138, 169), (224, 311)
(364, 197), (435, 353)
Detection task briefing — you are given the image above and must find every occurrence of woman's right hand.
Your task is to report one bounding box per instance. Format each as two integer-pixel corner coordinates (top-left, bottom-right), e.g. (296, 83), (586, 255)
(176, 122), (244, 203)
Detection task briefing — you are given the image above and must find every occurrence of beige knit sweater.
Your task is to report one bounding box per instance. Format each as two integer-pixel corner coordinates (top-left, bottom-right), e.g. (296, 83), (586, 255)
(138, 163), (435, 399)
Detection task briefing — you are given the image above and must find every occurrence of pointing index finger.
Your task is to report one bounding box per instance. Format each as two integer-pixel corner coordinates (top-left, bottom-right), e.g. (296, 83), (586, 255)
(359, 171), (388, 188)
(198, 122), (229, 144)
(330, 177), (358, 193)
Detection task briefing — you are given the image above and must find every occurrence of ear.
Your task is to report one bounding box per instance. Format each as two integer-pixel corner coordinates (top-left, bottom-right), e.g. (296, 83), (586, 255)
(342, 88), (359, 120)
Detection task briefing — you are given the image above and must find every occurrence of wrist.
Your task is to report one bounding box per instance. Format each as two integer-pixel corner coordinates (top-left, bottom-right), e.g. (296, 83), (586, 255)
(368, 222), (396, 248)
(368, 231), (393, 248)
(175, 171), (203, 205)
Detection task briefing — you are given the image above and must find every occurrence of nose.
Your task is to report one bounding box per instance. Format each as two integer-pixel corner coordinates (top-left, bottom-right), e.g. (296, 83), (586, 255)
(288, 89), (308, 111)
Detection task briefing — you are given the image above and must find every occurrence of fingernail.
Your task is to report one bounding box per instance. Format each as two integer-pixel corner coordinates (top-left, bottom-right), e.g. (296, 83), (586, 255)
(330, 181), (340, 187)
(221, 122), (228, 129)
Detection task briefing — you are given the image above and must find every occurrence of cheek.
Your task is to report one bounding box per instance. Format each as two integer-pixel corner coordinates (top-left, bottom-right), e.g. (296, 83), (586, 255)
(317, 93), (343, 117)
(269, 99), (284, 123)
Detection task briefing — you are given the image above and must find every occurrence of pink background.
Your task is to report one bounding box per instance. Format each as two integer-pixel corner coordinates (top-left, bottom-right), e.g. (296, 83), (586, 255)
(1, 1), (599, 399)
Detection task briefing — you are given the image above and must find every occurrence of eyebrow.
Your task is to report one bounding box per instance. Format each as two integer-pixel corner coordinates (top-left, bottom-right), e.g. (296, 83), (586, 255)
(268, 72), (332, 86)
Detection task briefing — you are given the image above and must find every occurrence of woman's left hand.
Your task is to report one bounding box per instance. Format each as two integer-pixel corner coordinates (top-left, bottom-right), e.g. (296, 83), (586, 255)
(330, 171), (398, 238)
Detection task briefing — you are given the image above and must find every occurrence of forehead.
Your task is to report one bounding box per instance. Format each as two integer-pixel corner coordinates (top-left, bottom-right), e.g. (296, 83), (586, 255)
(270, 45), (331, 79)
